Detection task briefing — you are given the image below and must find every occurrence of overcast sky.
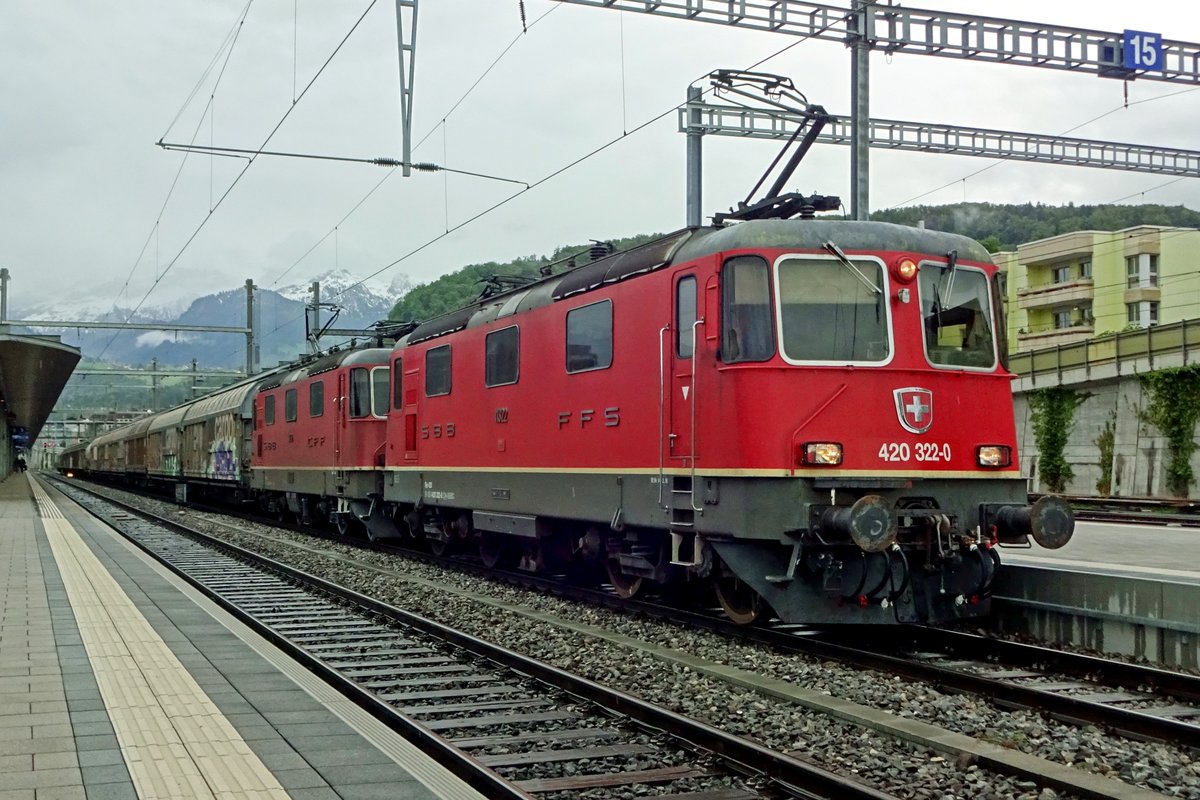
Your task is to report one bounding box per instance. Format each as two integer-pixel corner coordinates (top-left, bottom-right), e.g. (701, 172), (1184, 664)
(3, 1), (1198, 317)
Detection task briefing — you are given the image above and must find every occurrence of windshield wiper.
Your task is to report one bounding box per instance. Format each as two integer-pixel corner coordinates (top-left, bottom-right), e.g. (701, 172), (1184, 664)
(943, 249), (959, 306)
(823, 241), (882, 295)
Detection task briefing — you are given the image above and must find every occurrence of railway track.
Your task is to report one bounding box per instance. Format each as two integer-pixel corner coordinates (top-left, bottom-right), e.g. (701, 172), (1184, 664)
(57, 476), (1199, 797)
(50, 477), (892, 800)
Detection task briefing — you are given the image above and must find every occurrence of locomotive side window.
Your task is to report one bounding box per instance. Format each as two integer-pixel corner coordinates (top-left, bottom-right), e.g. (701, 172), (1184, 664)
(676, 276), (697, 358)
(393, 358), (403, 409)
(264, 395), (276, 425)
(918, 265), (997, 369)
(721, 256), (774, 362)
(371, 367), (389, 418)
(349, 368), (371, 418)
(566, 300), (612, 373)
(309, 381), (324, 418)
(486, 326), (519, 387)
(285, 388), (298, 422)
(426, 345), (452, 396)
(777, 257), (889, 363)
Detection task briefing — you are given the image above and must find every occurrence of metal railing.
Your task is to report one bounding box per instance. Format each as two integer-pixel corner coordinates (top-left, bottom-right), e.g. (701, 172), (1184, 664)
(1009, 318), (1200, 384)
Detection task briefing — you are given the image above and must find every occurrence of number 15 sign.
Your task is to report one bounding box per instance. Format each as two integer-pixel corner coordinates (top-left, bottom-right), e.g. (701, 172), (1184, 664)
(1124, 29), (1164, 71)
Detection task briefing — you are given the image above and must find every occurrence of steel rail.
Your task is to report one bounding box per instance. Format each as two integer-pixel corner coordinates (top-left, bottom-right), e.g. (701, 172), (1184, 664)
(52, 477), (893, 800)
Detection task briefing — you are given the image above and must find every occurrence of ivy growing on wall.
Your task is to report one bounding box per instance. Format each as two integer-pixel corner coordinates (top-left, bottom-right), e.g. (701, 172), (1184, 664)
(1095, 411), (1116, 497)
(1140, 364), (1200, 497)
(1028, 387), (1087, 493)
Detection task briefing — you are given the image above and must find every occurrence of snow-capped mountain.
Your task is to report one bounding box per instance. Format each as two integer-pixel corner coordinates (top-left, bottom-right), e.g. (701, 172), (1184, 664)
(10, 273), (406, 369)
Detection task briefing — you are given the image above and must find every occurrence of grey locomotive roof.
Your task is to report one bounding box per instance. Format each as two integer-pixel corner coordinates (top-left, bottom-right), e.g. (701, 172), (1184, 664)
(398, 219), (991, 344)
(671, 219), (992, 264)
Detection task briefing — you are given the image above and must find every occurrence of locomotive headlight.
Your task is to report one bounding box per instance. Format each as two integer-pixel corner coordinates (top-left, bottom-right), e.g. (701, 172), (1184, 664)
(801, 442), (843, 466)
(977, 445), (1011, 468)
(894, 258), (918, 282)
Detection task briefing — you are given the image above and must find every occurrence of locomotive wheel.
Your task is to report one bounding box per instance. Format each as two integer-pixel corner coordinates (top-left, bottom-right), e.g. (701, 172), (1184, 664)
(713, 573), (768, 626)
(428, 529), (451, 557)
(479, 531), (507, 569)
(605, 558), (644, 599)
(334, 514), (360, 537)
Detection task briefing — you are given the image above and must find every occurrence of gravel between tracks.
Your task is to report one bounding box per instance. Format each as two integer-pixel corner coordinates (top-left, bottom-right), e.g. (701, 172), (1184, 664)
(79, 485), (1197, 799)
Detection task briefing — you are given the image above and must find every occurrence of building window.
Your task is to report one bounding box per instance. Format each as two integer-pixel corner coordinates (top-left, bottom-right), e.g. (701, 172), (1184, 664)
(1053, 310), (1071, 329)
(566, 300), (613, 373)
(1127, 302), (1140, 324)
(1149, 301), (1160, 325)
(1149, 254), (1159, 286)
(426, 345), (452, 396)
(393, 358), (403, 409)
(1052, 265), (1070, 284)
(264, 395), (275, 425)
(1080, 260), (1092, 279)
(1126, 256), (1139, 288)
(309, 381), (323, 418)
(485, 326), (519, 387)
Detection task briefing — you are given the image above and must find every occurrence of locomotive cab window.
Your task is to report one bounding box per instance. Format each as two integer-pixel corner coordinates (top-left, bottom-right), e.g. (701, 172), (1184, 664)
(349, 368), (371, 418)
(309, 381), (324, 418)
(676, 276), (697, 358)
(393, 358), (403, 409)
(426, 345), (452, 396)
(918, 263), (997, 369)
(566, 300), (612, 373)
(264, 395), (276, 425)
(371, 367), (389, 418)
(776, 256), (890, 364)
(285, 388), (298, 422)
(721, 256), (774, 362)
(486, 326), (519, 387)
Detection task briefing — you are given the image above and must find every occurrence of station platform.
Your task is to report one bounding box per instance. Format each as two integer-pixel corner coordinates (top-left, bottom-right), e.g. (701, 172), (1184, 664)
(0, 473), (486, 800)
(1001, 519), (1200, 584)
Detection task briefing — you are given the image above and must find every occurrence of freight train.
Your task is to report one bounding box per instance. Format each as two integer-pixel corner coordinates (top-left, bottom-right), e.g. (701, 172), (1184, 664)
(59, 217), (1073, 626)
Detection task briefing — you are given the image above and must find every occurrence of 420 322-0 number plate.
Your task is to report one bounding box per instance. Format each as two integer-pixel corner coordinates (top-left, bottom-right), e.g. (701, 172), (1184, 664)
(877, 442), (952, 462)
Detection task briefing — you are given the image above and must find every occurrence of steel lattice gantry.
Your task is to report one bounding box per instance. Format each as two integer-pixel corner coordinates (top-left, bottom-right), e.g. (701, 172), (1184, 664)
(682, 102), (1200, 177)
(553, 0), (1200, 83)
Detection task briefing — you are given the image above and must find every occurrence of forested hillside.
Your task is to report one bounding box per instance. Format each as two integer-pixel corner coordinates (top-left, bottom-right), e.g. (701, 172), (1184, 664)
(380, 202), (1199, 322)
(870, 202), (1200, 252)
(389, 232), (666, 321)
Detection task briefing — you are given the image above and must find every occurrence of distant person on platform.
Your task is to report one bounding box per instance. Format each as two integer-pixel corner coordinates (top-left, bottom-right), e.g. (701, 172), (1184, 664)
(14, 456), (26, 473)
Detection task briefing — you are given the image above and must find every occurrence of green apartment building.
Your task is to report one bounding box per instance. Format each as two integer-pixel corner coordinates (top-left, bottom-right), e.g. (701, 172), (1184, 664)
(994, 225), (1200, 354)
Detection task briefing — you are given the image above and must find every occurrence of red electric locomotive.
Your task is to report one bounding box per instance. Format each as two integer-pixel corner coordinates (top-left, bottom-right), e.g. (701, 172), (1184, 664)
(367, 218), (1072, 626)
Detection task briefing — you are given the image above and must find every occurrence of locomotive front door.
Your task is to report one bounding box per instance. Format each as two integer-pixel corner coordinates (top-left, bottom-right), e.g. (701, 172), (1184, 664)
(404, 362), (419, 461)
(667, 274), (698, 466)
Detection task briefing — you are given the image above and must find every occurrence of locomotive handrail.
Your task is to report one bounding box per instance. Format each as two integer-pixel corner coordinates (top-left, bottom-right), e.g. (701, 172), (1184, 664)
(658, 323), (670, 510)
(690, 318), (704, 513)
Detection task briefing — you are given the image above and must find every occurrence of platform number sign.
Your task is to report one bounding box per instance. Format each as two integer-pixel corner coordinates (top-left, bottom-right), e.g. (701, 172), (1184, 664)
(1123, 29), (1164, 71)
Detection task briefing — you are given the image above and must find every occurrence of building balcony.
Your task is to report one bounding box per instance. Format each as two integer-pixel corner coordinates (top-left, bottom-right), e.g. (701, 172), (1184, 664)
(1016, 278), (1094, 311)
(1018, 231), (1097, 265)
(1015, 325), (1095, 352)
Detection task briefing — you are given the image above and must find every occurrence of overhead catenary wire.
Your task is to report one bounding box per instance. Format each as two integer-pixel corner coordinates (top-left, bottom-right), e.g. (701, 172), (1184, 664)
(107, 0), (381, 350)
(155, 142), (530, 186)
(227, 7), (858, 362)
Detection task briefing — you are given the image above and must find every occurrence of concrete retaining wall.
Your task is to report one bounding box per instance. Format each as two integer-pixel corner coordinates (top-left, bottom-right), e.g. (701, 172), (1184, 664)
(991, 565), (1200, 669)
(1012, 356), (1200, 498)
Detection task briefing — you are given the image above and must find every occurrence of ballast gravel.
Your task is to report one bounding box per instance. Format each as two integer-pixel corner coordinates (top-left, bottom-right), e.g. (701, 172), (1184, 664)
(85, 486), (1197, 799)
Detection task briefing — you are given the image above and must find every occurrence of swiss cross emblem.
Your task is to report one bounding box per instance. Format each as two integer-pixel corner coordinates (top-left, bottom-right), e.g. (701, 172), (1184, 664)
(894, 387), (933, 434)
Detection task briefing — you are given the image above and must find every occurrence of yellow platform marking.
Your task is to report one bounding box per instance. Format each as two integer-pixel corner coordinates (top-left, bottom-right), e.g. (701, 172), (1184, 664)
(32, 479), (289, 800)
